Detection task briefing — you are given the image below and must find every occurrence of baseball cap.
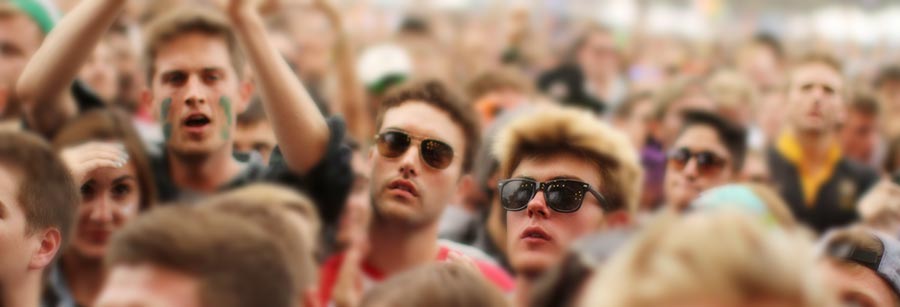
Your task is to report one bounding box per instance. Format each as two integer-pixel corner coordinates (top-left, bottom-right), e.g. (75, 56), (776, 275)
(821, 228), (900, 296)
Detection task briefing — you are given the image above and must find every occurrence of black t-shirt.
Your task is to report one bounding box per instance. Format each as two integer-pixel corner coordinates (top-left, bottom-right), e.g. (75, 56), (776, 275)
(150, 116), (353, 226)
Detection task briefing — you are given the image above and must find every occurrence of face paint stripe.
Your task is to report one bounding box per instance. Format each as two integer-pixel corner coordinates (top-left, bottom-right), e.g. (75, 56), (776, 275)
(161, 98), (173, 141)
(220, 96), (233, 140)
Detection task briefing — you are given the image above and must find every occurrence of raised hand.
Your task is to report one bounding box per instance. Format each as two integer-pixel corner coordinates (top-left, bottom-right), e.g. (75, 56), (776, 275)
(60, 141), (129, 185)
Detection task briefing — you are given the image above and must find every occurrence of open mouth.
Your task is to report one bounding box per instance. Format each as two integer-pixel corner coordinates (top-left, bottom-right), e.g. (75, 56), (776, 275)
(184, 114), (211, 127)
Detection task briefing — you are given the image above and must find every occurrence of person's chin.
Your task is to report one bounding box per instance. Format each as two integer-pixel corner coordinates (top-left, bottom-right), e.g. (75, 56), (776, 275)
(511, 251), (556, 277)
(71, 243), (107, 261)
(374, 198), (422, 223)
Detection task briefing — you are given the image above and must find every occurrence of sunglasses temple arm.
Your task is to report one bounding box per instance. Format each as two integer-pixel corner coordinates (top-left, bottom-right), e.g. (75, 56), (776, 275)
(590, 188), (614, 212)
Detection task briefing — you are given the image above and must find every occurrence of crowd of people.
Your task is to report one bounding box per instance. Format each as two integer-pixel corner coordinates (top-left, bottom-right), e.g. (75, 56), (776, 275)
(1, 0), (900, 306)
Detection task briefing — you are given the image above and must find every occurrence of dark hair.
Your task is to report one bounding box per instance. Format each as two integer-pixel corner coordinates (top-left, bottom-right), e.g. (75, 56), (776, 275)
(847, 91), (879, 116)
(52, 108), (157, 210)
(875, 65), (900, 89)
(0, 132), (79, 251)
(883, 136), (900, 174)
(679, 110), (748, 172)
(376, 80), (481, 173)
(751, 32), (784, 61)
(236, 99), (268, 127)
(106, 206), (295, 307)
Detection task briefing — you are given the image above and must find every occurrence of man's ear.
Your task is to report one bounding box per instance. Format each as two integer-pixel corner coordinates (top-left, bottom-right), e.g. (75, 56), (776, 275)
(28, 228), (62, 271)
(237, 80), (255, 114)
(302, 287), (321, 307)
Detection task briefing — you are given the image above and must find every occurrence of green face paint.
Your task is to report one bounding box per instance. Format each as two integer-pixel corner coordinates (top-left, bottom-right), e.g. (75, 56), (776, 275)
(161, 98), (173, 141)
(163, 123), (173, 141)
(219, 96), (233, 140)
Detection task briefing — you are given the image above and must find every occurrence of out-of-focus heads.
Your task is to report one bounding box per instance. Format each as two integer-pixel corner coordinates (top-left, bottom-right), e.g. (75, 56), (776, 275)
(581, 212), (836, 307)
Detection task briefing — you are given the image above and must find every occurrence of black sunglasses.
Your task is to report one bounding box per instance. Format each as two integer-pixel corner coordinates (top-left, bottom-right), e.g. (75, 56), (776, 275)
(667, 148), (728, 177)
(375, 130), (455, 169)
(498, 178), (610, 213)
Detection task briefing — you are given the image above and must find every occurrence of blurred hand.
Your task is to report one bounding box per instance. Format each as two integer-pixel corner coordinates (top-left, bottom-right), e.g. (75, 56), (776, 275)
(60, 141), (129, 185)
(332, 233), (368, 307)
(447, 250), (479, 273)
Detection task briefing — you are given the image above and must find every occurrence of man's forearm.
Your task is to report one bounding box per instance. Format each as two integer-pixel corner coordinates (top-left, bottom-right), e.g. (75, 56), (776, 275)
(326, 5), (371, 142)
(229, 9), (329, 174)
(16, 0), (126, 133)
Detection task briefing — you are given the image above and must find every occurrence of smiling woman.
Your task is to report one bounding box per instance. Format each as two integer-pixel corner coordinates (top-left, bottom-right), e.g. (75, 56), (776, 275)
(44, 108), (156, 307)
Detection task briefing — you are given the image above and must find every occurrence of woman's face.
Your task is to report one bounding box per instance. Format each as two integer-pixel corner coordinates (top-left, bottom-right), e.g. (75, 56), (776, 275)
(70, 160), (142, 259)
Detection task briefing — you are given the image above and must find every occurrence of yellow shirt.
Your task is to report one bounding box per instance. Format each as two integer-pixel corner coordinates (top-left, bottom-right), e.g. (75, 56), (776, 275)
(776, 132), (842, 207)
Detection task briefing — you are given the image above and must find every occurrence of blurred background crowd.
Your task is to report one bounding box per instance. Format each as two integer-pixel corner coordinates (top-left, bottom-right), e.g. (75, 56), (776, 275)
(3, 0), (900, 307)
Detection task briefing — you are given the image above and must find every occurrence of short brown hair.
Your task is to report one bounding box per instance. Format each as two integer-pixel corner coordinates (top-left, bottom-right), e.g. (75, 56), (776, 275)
(847, 91), (880, 116)
(0, 132), (78, 250)
(466, 68), (532, 99)
(52, 108), (157, 210)
(360, 262), (508, 307)
(376, 80), (481, 173)
(142, 7), (244, 85)
(106, 206), (295, 307)
(200, 184), (319, 292)
(494, 105), (643, 213)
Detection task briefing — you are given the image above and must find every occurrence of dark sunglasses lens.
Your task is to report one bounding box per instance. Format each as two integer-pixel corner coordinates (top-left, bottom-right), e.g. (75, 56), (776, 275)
(545, 180), (585, 212)
(377, 131), (410, 158)
(421, 140), (454, 169)
(668, 148), (690, 170)
(500, 180), (536, 211)
(695, 152), (724, 175)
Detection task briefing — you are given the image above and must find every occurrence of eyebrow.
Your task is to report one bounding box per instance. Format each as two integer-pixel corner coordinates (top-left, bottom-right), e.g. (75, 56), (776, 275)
(112, 175), (136, 185)
(513, 175), (586, 182)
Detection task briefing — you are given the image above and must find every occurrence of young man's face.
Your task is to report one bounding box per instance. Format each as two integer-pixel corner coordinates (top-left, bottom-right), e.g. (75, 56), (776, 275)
(0, 13), (42, 109)
(0, 165), (37, 282)
(95, 263), (202, 307)
(840, 109), (879, 164)
(505, 152), (606, 276)
(369, 102), (466, 228)
(664, 125), (735, 211)
(786, 62), (843, 134)
(577, 31), (618, 79)
(820, 259), (899, 307)
(234, 120), (277, 164)
(149, 32), (249, 157)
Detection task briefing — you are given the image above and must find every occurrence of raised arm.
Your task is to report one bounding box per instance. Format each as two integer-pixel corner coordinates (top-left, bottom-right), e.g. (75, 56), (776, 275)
(223, 0), (330, 174)
(316, 0), (372, 142)
(15, 0), (126, 137)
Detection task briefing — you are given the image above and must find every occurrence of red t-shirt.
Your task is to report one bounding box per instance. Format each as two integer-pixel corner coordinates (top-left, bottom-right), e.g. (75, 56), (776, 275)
(318, 245), (515, 305)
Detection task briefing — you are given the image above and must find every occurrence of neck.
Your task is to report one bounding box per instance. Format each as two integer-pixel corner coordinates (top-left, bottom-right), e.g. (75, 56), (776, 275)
(793, 128), (834, 162)
(167, 145), (242, 193)
(62, 252), (106, 306)
(513, 276), (535, 307)
(366, 219), (440, 277)
(4, 272), (42, 307)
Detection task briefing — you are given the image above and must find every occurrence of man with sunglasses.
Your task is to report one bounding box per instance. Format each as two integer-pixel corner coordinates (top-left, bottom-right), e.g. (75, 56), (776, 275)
(664, 110), (747, 211)
(493, 105), (642, 307)
(768, 54), (877, 233)
(318, 80), (514, 306)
